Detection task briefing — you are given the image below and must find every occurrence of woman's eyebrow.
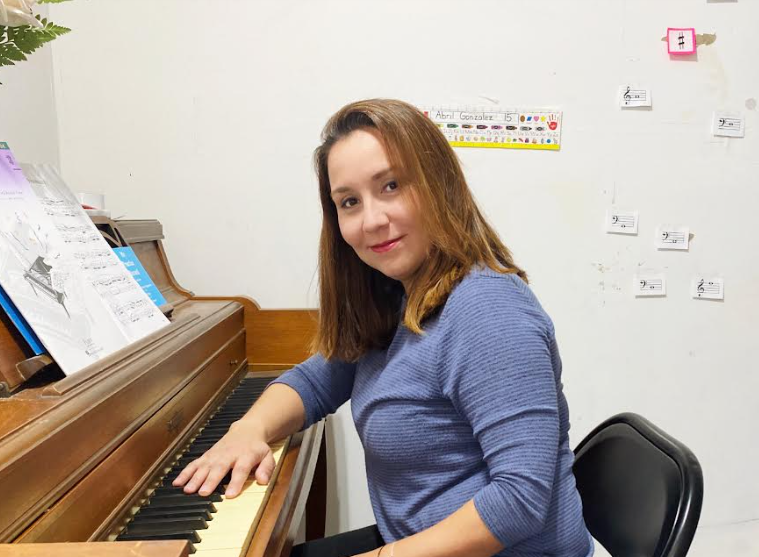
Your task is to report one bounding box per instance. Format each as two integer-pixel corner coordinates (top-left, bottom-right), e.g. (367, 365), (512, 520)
(331, 168), (394, 196)
(371, 167), (393, 181)
(331, 186), (352, 196)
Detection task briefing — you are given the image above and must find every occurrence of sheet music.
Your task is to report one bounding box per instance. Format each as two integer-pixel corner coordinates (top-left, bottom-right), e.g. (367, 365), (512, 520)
(655, 225), (690, 250)
(691, 277), (724, 300)
(606, 209), (639, 235)
(634, 274), (667, 297)
(618, 86), (652, 108)
(0, 146), (169, 375)
(712, 112), (745, 138)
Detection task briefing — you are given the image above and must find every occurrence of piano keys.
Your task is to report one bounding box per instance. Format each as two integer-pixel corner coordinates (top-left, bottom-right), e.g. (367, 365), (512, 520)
(115, 377), (288, 556)
(0, 218), (325, 557)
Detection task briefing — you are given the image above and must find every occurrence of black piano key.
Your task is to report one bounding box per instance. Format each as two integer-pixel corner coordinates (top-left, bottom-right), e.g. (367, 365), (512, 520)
(146, 498), (217, 512)
(149, 492), (222, 506)
(135, 507), (213, 521)
(117, 529), (201, 544)
(186, 440), (222, 450)
(183, 445), (219, 455)
(154, 484), (225, 497)
(126, 517), (208, 533)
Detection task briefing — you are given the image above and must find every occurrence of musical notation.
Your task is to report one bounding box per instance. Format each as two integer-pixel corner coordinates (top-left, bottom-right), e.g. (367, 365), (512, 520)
(619, 86), (651, 108)
(635, 275), (666, 297)
(74, 249), (120, 270)
(92, 275), (137, 296)
(667, 28), (695, 55)
(712, 112), (745, 138)
(39, 198), (81, 218)
(56, 223), (101, 244)
(655, 226), (690, 250)
(691, 277), (724, 300)
(112, 298), (156, 325)
(606, 209), (639, 234)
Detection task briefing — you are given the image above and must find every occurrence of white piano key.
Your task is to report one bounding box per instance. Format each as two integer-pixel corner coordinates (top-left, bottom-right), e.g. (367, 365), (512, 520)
(193, 441), (286, 556)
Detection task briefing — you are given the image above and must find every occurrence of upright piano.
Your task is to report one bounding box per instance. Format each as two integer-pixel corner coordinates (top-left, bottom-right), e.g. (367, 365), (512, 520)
(0, 219), (325, 557)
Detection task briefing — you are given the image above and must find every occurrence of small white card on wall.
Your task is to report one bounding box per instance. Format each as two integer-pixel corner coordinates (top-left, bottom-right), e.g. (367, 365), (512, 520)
(618, 86), (652, 108)
(655, 225), (689, 250)
(635, 274), (666, 297)
(606, 209), (639, 234)
(712, 112), (745, 138)
(691, 277), (724, 300)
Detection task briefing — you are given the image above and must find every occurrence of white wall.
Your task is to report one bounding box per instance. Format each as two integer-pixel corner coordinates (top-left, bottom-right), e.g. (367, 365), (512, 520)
(0, 4), (59, 166)
(48, 1), (759, 555)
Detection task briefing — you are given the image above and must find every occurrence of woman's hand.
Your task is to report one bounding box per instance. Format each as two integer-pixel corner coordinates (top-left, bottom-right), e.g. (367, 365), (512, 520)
(172, 419), (275, 498)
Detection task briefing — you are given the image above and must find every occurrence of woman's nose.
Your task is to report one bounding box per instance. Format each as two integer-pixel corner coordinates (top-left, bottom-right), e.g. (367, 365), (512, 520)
(362, 200), (390, 233)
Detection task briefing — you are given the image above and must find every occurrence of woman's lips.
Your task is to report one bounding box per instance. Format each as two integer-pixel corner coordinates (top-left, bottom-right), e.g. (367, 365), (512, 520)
(370, 237), (402, 253)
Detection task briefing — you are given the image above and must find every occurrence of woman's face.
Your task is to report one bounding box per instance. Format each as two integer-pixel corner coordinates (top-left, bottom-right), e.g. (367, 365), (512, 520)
(327, 128), (430, 291)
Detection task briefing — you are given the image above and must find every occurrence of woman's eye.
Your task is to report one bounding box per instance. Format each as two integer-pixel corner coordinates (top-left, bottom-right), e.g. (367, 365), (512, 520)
(383, 181), (398, 192)
(341, 197), (358, 209)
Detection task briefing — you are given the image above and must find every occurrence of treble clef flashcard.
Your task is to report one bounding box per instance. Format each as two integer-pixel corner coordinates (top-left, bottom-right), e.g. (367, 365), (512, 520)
(691, 277), (724, 300)
(606, 209), (639, 235)
(618, 86), (652, 108)
(655, 225), (690, 250)
(634, 274), (667, 297)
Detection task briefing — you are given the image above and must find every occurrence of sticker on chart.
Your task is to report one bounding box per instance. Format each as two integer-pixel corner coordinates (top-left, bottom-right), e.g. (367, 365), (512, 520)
(605, 209), (638, 234)
(618, 86), (652, 108)
(667, 28), (696, 55)
(691, 277), (724, 300)
(655, 225), (689, 250)
(634, 274), (666, 297)
(712, 112), (745, 138)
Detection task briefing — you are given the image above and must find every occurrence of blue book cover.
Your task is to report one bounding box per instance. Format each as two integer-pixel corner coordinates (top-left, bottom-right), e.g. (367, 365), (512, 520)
(0, 282), (45, 355)
(113, 247), (168, 308)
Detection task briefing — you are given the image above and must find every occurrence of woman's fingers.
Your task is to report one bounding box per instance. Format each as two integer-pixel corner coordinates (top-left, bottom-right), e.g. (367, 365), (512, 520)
(172, 460), (199, 487)
(168, 421), (272, 496)
(198, 464), (232, 497)
(254, 450), (276, 485)
(225, 455), (257, 498)
(182, 464), (211, 494)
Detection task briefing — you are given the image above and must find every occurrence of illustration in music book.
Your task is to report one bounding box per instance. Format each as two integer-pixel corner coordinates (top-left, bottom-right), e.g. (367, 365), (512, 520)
(618, 86), (651, 108)
(634, 274), (666, 297)
(421, 106), (562, 151)
(667, 28), (696, 55)
(712, 112), (745, 138)
(605, 209), (638, 235)
(0, 144), (169, 375)
(690, 277), (724, 300)
(655, 225), (689, 250)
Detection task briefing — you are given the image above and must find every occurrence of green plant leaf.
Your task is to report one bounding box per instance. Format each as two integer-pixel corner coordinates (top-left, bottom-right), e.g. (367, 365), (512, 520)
(38, 0), (74, 4)
(0, 43), (28, 63)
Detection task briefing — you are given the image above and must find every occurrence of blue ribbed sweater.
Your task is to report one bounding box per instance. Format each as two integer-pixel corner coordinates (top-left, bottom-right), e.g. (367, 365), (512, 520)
(273, 268), (593, 557)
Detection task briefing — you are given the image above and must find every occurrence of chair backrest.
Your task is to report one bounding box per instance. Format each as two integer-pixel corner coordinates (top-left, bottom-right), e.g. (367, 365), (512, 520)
(573, 413), (703, 557)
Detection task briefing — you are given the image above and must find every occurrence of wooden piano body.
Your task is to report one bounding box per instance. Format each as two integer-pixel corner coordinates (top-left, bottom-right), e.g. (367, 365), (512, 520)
(0, 219), (325, 557)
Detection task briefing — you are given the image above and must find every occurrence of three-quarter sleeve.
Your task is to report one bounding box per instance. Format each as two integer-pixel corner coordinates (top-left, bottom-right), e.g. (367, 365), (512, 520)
(270, 353), (356, 429)
(438, 274), (560, 547)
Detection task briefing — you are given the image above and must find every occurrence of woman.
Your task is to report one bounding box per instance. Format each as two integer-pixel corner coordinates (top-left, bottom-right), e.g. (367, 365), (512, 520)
(174, 99), (593, 557)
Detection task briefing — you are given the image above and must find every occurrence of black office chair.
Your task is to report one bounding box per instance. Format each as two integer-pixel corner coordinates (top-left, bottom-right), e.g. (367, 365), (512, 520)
(573, 413), (703, 557)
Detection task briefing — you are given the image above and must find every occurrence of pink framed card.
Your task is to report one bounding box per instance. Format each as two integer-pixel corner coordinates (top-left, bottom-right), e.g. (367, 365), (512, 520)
(667, 28), (696, 55)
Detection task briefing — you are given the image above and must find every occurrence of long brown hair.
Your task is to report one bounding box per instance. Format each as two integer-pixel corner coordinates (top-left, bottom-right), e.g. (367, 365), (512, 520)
(313, 99), (527, 362)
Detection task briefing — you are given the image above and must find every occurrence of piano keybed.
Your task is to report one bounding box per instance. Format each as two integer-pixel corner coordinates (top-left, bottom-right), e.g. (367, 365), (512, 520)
(116, 376), (285, 556)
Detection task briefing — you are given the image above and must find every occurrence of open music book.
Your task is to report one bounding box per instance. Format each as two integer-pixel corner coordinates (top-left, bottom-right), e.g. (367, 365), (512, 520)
(0, 143), (169, 375)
